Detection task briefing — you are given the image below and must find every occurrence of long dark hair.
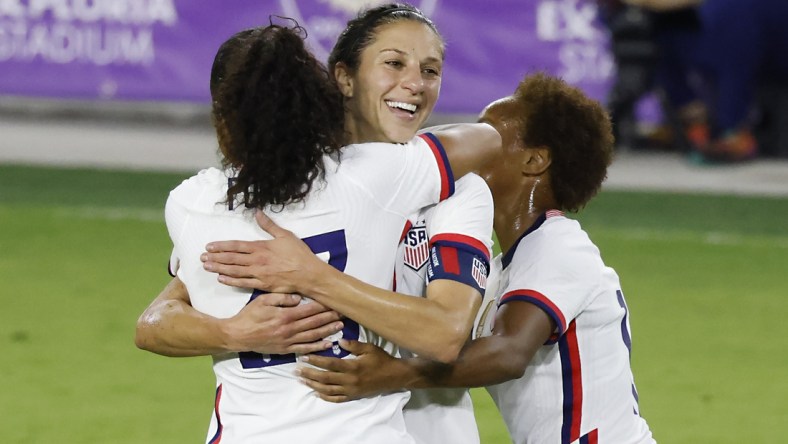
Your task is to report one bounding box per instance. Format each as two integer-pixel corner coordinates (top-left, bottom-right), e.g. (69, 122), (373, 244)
(210, 22), (346, 209)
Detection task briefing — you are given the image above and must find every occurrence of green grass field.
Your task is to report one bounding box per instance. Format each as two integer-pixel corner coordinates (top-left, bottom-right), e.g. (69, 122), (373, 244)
(2, 164), (787, 443)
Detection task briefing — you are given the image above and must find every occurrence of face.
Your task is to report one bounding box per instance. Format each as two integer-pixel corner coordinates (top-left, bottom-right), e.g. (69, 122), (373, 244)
(338, 20), (444, 144)
(477, 96), (526, 192)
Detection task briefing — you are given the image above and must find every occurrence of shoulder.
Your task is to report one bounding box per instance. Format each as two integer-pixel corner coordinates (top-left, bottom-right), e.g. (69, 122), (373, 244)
(338, 136), (447, 192)
(510, 216), (602, 276)
(426, 173), (493, 235)
(453, 174), (493, 204)
(425, 174), (493, 257)
(422, 123), (499, 155)
(425, 174), (491, 217)
(168, 167), (231, 213)
(342, 136), (432, 161)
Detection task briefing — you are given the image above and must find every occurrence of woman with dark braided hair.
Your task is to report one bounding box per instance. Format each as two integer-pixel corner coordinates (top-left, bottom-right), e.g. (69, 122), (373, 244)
(144, 11), (501, 442)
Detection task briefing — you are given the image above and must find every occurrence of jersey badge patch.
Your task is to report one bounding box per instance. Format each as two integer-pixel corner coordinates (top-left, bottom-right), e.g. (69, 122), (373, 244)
(472, 257), (488, 290)
(403, 224), (429, 271)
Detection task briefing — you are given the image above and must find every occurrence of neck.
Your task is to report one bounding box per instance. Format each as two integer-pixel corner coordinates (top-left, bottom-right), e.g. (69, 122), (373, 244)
(344, 118), (362, 144)
(492, 177), (556, 256)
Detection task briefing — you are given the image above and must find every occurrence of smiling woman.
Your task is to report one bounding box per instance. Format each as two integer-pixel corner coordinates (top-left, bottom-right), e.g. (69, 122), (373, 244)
(328, 4), (445, 143)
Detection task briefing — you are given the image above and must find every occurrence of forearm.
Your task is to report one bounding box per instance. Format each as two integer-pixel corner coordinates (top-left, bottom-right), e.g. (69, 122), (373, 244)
(305, 267), (477, 363)
(409, 302), (554, 388)
(135, 280), (231, 357)
(403, 335), (523, 389)
(367, 336), (520, 391)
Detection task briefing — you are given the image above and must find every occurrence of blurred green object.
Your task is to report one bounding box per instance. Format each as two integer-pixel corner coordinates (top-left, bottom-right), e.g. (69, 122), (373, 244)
(1, 165), (786, 443)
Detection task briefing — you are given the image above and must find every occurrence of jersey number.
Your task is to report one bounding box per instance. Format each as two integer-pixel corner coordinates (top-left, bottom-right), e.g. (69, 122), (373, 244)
(239, 230), (360, 368)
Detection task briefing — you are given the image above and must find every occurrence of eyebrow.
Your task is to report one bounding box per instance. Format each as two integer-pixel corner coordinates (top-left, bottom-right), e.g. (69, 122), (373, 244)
(379, 48), (443, 64)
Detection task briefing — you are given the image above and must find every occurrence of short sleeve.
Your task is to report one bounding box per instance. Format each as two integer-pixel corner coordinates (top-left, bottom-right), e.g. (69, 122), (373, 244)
(426, 173), (494, 260)
(164, 192), (189, 278)
(498, 229), (601, 343)
(423, 174), (494, 294)
(163, 168), (225, 280)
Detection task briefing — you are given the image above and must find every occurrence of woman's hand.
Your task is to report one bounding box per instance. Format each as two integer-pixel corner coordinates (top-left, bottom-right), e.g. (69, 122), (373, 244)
(201, 211), (331, 294)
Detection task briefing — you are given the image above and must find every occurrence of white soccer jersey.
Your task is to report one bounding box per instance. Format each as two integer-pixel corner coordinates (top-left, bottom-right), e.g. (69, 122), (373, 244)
(395, 174), (494, 444)
(165, 134), (454, 444)
(481, 211), (656, 444)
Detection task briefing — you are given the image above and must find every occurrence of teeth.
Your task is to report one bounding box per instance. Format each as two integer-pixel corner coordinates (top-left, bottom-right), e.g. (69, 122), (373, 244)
(386, 101), (417, 113)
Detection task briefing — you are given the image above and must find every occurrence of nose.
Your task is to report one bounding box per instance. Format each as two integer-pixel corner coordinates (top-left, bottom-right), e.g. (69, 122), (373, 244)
(401, 65), (424, 94)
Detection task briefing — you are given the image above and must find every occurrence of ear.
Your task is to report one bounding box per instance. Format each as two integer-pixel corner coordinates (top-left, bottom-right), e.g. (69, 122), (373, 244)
(333, 62), (354, 98)
(521, 146), (551, 176)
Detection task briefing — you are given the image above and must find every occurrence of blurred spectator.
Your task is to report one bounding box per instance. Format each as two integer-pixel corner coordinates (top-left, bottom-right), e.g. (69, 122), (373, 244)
(598, 0), (702, 151)
(603, 0), (788, 162)
(598, 0), (660, 150)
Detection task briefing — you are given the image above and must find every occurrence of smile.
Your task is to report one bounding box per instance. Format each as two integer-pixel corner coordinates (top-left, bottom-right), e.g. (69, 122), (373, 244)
(385, 100), (418, 114)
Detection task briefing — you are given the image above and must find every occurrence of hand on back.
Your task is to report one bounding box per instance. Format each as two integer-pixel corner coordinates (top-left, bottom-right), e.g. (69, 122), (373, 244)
(201, 211), (330, 294)
(224, 292), (343, 355)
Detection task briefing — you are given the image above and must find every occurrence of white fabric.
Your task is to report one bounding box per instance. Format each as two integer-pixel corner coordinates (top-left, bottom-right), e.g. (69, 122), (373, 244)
(395, 174), (494, 444)
(166, 137), (452, 444)
(482, 213), (656, 444)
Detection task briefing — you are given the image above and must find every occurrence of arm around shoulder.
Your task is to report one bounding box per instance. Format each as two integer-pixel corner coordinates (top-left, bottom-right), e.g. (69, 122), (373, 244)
(296, 300), (555, 401)
(425, 123), (502, 178)
(417, 300), (556, 388)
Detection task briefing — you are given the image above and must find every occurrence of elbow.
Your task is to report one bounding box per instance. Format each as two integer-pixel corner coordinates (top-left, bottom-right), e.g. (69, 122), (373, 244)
(134, 310), (161, 353)
(134, 300), (175, 354)
(428, 325), (470, 364)
(134, 321), (152, 352)
(431, 341), (463, 364)
(134, 324), (174, 356)
(498, 358), (528, 381)
(134, 337), (149, 352)
(494, 344), (530, 381)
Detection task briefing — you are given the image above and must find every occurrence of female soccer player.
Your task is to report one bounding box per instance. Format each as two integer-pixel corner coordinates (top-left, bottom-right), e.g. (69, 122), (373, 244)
(138, 5), (499, 444)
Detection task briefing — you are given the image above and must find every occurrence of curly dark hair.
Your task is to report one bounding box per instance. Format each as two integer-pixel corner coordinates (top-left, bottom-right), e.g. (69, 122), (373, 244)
(328, 2), (443, 79)
(514, 73), (614, 212)
(209, 22), (346, 210)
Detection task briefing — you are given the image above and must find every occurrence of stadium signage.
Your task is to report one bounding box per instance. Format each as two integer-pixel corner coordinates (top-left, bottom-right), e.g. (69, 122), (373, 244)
(0, 0), (176, 68)
(0, 0), (614, 113)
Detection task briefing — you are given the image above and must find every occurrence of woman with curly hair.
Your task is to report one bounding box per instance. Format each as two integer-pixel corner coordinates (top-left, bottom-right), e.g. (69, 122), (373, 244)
(207, 24), (346, 210)
(146, 9), (500, 443)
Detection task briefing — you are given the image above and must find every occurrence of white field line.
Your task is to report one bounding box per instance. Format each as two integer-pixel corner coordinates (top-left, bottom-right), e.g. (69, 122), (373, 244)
(53, 206), (163, 222)
(590, 227), (788, 249)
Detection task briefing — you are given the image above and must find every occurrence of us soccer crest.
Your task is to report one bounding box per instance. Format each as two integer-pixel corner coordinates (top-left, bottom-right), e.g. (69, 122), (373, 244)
(471, 256), (487, 290)
(278, 0), (438, 62)
(403, 224), (429, 271)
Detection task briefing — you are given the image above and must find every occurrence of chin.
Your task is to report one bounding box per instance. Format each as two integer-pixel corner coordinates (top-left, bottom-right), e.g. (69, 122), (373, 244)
(387, 127), (420, 144)
(390, 136), (412, 144)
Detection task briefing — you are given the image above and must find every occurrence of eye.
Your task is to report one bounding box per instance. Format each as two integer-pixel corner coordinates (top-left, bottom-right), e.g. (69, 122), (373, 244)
(422, 66), (441, 77)
(385, 60), (404, 68)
